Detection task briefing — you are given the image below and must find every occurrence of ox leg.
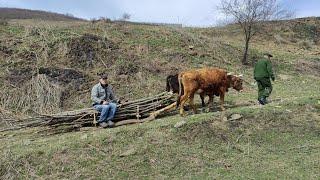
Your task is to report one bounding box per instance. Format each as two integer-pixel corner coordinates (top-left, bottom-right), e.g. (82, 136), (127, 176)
(200, 93), (206, 113)
(189, 93), (197, 114)
(200, 93), (205, 108)
(179, 94), (189, 116)
(207, 94), (214, 112)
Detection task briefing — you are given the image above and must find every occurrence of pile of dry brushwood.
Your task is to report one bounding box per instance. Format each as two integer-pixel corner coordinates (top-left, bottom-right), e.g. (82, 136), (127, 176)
(0, 92), (177, 134)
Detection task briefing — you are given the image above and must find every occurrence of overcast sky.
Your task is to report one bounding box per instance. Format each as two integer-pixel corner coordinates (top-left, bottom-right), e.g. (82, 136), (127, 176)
(1, 0), (320, 26)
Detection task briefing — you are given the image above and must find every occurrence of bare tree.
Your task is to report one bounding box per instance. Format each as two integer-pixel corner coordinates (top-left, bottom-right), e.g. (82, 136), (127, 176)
(122, 13), (131, 21)
(65, 13), (75, 18)
(218, 0), (294, 65)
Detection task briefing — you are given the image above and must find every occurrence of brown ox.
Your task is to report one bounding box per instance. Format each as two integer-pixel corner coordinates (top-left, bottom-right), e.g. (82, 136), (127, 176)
(176, 68), (243, 116)
(166, 74), (210, 108)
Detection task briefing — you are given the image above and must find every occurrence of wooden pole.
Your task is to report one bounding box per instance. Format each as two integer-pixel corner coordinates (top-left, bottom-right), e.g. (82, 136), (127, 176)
(93, 112), (97, 127)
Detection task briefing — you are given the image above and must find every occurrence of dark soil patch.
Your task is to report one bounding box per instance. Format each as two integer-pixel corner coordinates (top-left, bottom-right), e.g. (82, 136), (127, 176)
(38, 67), (88, 85)
(6, 67), (91, 88)
(38, 67), (94, 108)
(0, 44), (13, 57)
(20, 50), (37, 61)
(0, 38), (24, 57)
(6, 68), (33, 86)
(67, 34), (119, 68)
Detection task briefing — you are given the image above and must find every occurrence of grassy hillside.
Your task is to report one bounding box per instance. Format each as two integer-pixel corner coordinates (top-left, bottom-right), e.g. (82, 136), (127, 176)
(1, 17), (318, 114)
(0, 17), (319, 178)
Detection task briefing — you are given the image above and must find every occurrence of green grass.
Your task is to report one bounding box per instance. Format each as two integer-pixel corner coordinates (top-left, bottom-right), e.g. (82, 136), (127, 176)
(1, 96), (319, 179)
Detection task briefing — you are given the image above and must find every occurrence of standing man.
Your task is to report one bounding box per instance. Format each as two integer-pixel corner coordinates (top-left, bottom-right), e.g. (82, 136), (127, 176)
(254, 53), (275, 105)
(91, 74), (119, 128)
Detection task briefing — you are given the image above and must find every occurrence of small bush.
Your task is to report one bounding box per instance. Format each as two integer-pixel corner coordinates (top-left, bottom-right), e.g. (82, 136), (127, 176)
(298, 40), (314, 50)
(289, 37), (298, 43)
(99, 17), (112, 23)
(274, 34), (288, 44)
(0, 18), (8, 26)
(114, 58), (139, 75)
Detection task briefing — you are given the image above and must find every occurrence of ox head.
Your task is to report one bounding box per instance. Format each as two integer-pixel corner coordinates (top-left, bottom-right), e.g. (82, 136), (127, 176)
(166, 74), (180, 94)
(227, 73), (243, 92)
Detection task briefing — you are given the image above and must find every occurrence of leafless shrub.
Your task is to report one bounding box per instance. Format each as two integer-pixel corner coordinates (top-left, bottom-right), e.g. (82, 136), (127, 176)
(121, 13), (131, 21)
(90, 17), (112, 24)
(90, 18), (98, 24)
(99, 17), (112, 23)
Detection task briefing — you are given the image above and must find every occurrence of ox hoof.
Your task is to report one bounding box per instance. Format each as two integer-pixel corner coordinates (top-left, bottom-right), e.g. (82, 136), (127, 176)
(179, 113), (187, 117)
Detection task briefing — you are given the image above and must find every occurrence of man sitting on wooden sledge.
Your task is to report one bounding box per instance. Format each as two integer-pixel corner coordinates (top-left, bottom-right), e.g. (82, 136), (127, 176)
(91, 73), (120, 128)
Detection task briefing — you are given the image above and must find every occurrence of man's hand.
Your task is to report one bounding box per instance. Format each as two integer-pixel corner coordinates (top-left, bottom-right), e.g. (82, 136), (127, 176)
(102, 101), (109, 105)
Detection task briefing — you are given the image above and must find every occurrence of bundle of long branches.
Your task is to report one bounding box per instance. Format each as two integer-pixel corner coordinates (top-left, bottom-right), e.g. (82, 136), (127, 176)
(0, 92), (176, 134)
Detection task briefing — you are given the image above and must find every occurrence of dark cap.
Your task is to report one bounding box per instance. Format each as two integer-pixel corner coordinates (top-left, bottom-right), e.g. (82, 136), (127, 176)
(263, 53), (273, 57)
(99, 73), (108, 79)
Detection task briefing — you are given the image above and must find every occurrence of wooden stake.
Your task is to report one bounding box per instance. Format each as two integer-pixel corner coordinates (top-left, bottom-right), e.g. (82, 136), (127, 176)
(136, 105), (141, 120)
(93, 113), (97, 127)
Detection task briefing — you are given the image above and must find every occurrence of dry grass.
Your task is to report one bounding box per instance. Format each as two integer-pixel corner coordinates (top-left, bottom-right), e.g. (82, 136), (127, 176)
(0, 74), (62, 116)
(298, 40), (314, 50)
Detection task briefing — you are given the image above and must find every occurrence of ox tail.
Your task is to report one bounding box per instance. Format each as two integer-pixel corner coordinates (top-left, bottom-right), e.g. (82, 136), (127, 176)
(166, 76), (171, 92)
(176, 73), (183, 108)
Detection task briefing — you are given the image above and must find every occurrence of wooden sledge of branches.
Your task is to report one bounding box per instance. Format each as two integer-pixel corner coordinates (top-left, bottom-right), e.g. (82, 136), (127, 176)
(0, 92), (177, 134)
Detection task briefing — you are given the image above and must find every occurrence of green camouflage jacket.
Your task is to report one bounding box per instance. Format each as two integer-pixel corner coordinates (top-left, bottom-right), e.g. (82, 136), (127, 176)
(254, 58), (275, 80)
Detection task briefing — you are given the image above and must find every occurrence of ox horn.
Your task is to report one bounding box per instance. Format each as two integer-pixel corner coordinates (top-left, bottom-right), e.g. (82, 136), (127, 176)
(238, 74), (243, 77)
(227, 72), (234, 76)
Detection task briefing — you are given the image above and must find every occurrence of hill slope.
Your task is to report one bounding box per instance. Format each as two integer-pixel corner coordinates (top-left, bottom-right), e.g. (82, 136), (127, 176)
(0, 17), (319, 113)
(0, 8), (85, 21)
(0, 17), (319, 178)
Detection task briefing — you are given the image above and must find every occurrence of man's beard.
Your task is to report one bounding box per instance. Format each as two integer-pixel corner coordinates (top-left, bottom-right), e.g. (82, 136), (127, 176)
(100, 83), (108, 88)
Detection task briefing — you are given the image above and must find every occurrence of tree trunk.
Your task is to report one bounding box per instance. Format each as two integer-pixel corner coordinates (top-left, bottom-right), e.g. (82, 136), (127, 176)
(242, 37), (250, 65)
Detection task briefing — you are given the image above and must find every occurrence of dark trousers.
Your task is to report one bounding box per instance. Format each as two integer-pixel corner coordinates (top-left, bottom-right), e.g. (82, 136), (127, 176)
(255, 77), (272, 100)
